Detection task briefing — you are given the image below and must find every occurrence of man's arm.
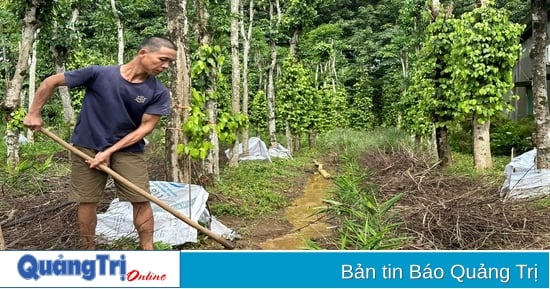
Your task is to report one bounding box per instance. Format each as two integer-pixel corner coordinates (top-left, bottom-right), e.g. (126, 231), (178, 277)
(86, 113), (162, 168)
(23, 73), (67, 131)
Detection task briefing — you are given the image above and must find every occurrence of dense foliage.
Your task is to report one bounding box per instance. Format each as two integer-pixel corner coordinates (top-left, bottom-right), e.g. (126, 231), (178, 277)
(0, 0), (532, 163)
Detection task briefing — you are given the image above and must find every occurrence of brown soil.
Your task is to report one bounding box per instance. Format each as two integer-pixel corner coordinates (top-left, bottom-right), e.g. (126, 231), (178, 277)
(2, 148), (550, 250)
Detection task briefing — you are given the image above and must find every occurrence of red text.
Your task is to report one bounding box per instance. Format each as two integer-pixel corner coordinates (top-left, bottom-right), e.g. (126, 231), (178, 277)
(126, 270), (167, 281)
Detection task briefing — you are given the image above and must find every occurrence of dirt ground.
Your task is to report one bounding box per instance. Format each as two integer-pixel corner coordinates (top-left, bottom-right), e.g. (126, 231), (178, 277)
(2, 148), (550, 250)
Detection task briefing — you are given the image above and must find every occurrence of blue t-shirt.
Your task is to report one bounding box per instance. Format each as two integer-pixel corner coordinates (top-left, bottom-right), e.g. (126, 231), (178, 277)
(65, 65), (171, 153)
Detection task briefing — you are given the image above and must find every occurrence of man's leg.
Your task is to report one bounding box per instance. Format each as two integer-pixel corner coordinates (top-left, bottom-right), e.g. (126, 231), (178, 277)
(111, 151), (153, 250)
(70, 146), (107, 250)
(78, 202), (99, 250)
(132, 201), (154, 250)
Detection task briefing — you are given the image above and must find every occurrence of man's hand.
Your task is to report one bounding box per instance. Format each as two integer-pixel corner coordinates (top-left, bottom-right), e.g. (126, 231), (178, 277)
(86, 151), (112, 169)
(24, 73), (67, 131)
(23, 114), (44, 131)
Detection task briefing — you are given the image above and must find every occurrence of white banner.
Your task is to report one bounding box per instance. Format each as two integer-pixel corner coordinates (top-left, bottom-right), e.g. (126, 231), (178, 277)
(0, 251), (180, 288)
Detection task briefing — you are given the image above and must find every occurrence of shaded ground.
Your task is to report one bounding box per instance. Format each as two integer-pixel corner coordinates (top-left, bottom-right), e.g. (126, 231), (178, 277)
(2, 148), (550, 250)
(362, 149), (550, 250)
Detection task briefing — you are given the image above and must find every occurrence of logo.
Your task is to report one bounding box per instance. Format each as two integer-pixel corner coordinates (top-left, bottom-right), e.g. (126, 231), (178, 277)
(135, 95), (147, 103)
(17, 254), (167, 282)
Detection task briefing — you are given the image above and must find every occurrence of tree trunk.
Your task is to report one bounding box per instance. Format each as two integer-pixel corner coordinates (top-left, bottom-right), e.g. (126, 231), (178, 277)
(26, 28), (40, 143)
(194, 0), (220, 180)
(255, 49), (265, 94)
(266, 42), (277, 149)
(4, 0), (44, 166)
(308, 128), (316, 148)
(473, 0), (493, 171)
(330, 42), (337, 90)
(50, 45), (75, 125)
(193, 0), (211, 44)
(430, 0), (440, 20)
(472, 114), (493, 170)
(285, 120), (293, 154)
(435, 125), (452, 167)
(429, 1), (454, 168)
(240, 0), (254, 158)
(532, 0), (550, 169)
(165, 0), (191, 183)
(44, 8), (78, 129)
(289, 28), (299, 56)
(266, 0), (280, 149)
(110, 0), (124, 64)
(206, 99), (219, 178)
(228, 0), (241, 168)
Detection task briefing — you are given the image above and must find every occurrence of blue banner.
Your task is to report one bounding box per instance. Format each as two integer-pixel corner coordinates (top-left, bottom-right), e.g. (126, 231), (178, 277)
(180, 251), (549, 288)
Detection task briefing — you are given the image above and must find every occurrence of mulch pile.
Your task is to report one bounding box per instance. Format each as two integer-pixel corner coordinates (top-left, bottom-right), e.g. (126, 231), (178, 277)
(362, 148), (550, 250)
(0, 177), (116, 250)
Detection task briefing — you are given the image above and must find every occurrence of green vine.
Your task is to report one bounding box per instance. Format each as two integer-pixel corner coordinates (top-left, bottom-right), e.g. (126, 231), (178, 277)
(451, 5), (523, 123)
(7, 108), (26, 131)
(277, 56), (343, 137)
(179, 44), (248, 160)
(400, 4), (522, 135)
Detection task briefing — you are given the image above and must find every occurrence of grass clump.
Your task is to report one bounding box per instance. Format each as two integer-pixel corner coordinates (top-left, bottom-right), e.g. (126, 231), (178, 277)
(0, 139), (68, 196)
(306, 128), (413, 250)
(210, 154), (314, 219)
(315, 159), (407, 250)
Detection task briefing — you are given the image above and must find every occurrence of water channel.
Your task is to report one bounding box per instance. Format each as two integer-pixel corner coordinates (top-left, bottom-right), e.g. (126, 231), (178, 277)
(260, 173), (333, 250)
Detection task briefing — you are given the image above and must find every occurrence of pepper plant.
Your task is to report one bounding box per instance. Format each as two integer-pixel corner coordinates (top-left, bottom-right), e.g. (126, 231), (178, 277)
(450, 3), (523, 170)
(179, 44), (248, 160)
(451, 5), (523, 120)
(399, 16), (458, 149)
(277, 56), (346, 149)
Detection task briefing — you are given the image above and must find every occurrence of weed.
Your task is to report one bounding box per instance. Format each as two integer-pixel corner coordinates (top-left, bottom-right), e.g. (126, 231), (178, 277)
(308, 129), (414, 250)
(317, 158), (408, 250)
(0, 153), (55, 196)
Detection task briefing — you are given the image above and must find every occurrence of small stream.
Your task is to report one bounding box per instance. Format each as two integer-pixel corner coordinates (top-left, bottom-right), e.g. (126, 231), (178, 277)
(260, 173), (333, 250)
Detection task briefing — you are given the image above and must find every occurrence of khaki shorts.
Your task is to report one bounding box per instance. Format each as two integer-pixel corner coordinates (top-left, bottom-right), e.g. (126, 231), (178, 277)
(70, 146), (150, 203)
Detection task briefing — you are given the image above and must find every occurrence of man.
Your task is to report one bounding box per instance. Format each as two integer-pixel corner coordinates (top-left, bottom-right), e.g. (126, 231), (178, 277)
(23, 36), (177, 250)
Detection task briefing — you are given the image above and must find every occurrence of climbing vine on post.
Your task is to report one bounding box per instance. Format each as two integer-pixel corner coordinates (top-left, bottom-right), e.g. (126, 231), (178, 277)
(399, 16), (459, 165)
(179, 44), (248, 162)
(277, 56), (345, 151)
(401, 2), (522, 170)
(451, 3), (523, 170)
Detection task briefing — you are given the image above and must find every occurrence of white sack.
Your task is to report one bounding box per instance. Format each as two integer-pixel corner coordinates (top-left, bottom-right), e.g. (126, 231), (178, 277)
(500, 149), (550, 200)
(96, 181), (237, 246)
(225, 137), (292, 162)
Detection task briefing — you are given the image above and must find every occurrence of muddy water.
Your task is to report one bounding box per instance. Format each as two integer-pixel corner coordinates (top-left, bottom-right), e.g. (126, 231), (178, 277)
(260, 173), (333, 250)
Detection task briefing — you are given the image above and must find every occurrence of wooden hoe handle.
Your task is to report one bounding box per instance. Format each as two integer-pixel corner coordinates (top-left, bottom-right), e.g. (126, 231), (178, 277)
(40, 127), (235, 249)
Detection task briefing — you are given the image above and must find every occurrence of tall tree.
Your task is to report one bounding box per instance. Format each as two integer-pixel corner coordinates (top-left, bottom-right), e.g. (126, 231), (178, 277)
(110, 0), (124, 64)
(191, 0), (225, 180)
(47, 4), (78, 126)
(426, 0), (454, 167)
(404, 0), (456, 167)
(531, 0), (550, 169)
(165, 0), (191, 182)
(239, 0), (254, 157)
(4, 0), (45, 166)
(451, 0), (523, 171)
(26, 28), (39, 142)
(228, 0), (241, 167)
(266, 0), (281, 149)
